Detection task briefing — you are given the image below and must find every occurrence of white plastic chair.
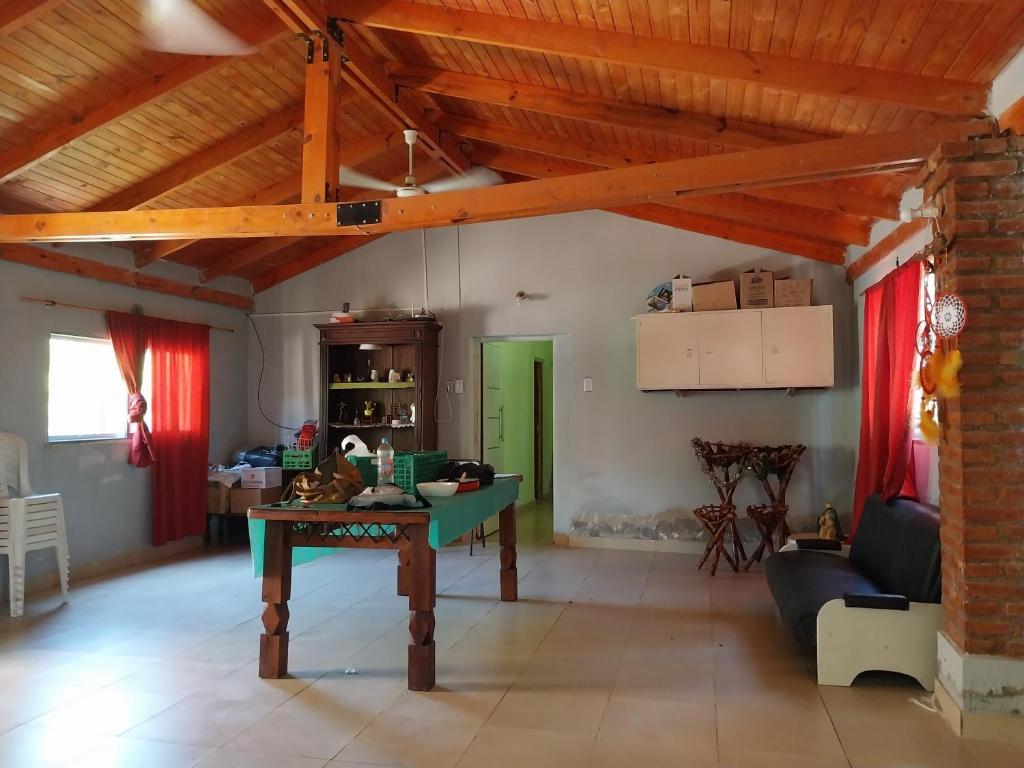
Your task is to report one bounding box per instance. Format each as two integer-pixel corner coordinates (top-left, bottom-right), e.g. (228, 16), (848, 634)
(0, 433), (69, 617)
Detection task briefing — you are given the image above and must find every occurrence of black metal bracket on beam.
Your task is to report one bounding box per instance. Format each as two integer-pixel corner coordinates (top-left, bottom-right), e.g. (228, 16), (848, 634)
(337, 200), (382, 227)
(311, 30), (328, 62)
(326, 17), (344, 47)
(298, 33), (315, 64)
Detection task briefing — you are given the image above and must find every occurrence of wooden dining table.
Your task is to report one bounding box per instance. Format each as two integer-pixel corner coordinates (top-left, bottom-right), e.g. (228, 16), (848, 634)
(247, 476), (521, 691)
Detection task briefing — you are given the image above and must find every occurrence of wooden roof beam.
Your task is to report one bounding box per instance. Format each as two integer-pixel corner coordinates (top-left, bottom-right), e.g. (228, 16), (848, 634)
(391, 65), (828, 150)
(845, 220), (930, 282)
(0, 23), (289, 185)
(92, 104), (306, 212)
(0, 0), (66, 36)
(444, 115), (871, 245)
(134, 129), (403, 267)
(336, 0), (988, 115)
(252, 235), (384, 293)
(0, 120), (988, 244)
(0, 244), (253, 310)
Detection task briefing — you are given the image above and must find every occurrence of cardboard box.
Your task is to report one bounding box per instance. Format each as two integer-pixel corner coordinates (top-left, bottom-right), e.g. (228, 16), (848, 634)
(207, 482), (231, 516)
(671, 277), (693, 312)
(739, 269), (774, 309)
(241, 466), (283, 489)
(774, 278), (813, 307)
(230, 486), (284, 516)
(692, 280), (738, 312)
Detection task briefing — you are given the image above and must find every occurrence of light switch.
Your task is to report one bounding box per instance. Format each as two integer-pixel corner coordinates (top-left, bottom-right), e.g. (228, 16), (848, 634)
(583, 377), (593, 392)
(454, 379), (465, 394)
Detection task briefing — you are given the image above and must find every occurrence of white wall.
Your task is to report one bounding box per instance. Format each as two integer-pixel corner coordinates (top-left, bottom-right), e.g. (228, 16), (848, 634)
(992, 46), (1024, 118)
(0, 245), (250, 587)
(250, 211), (858, 541)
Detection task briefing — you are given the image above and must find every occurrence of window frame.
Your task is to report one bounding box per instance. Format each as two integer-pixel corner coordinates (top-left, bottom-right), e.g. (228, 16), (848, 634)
(47, 333), (131, 444)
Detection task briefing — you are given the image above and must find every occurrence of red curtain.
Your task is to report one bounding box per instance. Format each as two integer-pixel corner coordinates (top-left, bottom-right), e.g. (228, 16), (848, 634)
(852, 260), (923, 537)
(106, 312), (156, 468)
(105, 312), (210, 546)
(149, 319), (210, 546)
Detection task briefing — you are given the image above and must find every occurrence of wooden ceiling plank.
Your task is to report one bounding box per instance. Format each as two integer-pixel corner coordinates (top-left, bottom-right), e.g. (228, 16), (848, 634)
(91, 104), (305, 212)
(0, 0), (66, 37)
(0, 118), (987, 244)
(201, 236), (305, 282)
(0, 25), (290, 185)
(390, 64), (829, 149)
(302, 35), (342, 203)
(334, 0), (989, 114)
(0, 243), (253, 310)
(448, 115), (873, 243)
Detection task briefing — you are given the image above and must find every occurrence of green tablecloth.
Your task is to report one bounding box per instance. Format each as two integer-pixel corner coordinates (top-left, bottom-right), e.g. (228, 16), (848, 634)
(248, 476), (520, 576)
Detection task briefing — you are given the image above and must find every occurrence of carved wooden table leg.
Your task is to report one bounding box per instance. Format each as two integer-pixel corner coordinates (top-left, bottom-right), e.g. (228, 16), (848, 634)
(259, 520), (292, 679)
(397, 544), (411, 597)
(407, 523), (436, 691)
(498, 503), (518, 602)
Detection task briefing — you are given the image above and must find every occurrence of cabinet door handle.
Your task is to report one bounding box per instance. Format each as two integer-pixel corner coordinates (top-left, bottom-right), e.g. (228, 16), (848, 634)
(499, 405), (504, 442)
(771, 346), (780, 354)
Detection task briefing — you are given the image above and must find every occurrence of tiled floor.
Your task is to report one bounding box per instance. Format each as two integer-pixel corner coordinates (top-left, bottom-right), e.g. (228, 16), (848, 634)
(0, 503), (1019, 768)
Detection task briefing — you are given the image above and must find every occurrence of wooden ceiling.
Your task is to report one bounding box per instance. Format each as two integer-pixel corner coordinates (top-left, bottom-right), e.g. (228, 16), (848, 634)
(0, 0), (1021, 305)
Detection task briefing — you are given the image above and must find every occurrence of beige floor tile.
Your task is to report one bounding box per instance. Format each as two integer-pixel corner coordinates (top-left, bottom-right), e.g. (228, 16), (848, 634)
(0, 722), (108, 768)
(125, 695), (278, 747)
(716, 701), (847, 761)
(718, 747), (850, 768)
(32, 688), (184, 737)
(454, 724), (594, 768)
(586, 733), (717, 768)
(337, 714), (478, 767)
(197, 747), (330, 768)
(30, 653), (160, 688)
(65, 736), (211, 767)
(487, 688), (609, 735)
(965, 738), (1024, 768)
(596, 695), (716, 744)
(110, 659), (248, 698)
(0, 678), (92, 724)
(383, 684), (505, 725)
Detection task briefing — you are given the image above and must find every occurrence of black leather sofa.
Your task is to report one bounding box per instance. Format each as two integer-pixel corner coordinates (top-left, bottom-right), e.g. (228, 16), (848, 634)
(763, 494), (942, 688)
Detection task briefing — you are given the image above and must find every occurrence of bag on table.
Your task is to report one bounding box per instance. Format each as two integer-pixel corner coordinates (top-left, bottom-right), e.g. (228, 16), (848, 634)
(282, 449), (365, 504)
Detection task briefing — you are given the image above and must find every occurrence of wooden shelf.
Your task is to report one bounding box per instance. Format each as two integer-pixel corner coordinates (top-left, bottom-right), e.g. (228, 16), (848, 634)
(329, 423), (415, 430)
(329, 382), (416, 390)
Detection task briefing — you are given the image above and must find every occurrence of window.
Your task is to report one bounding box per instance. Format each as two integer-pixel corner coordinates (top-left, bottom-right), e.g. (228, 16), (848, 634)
(47, 334), (150, 443)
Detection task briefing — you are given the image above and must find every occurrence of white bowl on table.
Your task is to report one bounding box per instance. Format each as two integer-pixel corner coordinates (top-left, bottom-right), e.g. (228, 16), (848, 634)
(416, 481), (459, 498)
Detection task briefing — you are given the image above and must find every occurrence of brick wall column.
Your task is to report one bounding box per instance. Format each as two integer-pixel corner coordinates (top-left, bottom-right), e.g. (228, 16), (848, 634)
(923, 137), (1024, 730)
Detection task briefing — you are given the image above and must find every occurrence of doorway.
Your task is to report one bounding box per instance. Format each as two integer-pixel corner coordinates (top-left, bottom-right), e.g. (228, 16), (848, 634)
(479, 340), (554, 543)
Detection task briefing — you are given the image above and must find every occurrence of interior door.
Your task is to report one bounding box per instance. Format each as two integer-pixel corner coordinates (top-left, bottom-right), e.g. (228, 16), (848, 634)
(482, 343), (503, 470)
(635, 313), (700, 390)
(763, 306), (834, 387)
(698, 311), (764, 387)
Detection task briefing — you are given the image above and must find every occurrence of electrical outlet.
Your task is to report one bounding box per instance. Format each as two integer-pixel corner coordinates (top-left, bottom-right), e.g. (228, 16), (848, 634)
(446, 380), (454, 393)
(583, 377), (593, 392)
(454, 379), (465, 394)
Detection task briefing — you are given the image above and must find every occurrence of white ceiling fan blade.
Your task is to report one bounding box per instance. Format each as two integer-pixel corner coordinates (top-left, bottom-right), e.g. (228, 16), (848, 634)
(143, 0), (255, 56)
(338, 167), (398, 192)
(422, 166), (505, 194)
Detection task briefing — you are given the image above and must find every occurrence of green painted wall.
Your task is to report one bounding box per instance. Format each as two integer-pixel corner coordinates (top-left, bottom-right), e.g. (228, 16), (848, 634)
(488, 340), (553, 506)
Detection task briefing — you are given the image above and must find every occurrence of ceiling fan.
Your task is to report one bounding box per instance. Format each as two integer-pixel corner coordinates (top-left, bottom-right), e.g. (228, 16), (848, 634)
(141, 0), (256, 56)
(340, 129), (504, 198)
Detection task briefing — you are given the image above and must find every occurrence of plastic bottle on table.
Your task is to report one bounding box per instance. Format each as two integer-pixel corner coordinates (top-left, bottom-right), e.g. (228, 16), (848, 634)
(377, 437), (395, 486)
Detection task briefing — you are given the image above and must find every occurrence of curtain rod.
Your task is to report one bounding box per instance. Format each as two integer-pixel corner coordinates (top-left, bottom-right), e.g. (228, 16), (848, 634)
(248, 306), (426, 319)
(20, 297), (236, 333)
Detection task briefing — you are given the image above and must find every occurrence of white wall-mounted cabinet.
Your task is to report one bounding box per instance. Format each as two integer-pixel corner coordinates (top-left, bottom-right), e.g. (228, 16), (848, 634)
(635, 306), (834, 391)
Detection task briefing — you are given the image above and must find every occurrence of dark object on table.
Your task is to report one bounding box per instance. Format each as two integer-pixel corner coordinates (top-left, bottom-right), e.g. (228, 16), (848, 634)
(764, 494), (940, 650)
(796, 537), (842, 551)
(691, 439), (751, 575)
(439, 460), (495, 486)
(744, 443), (806, 569)
(232, 445), (285, 468)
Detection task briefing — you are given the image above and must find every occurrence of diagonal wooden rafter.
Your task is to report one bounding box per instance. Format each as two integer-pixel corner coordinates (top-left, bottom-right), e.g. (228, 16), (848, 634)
(335, 0), (988, 115)
(0, 0), (66, 36)
(443, 115), (871, 246)
(135, 130), (405, 268)
(0, 244), (253, 310)
(262, 0), (469, 175)
(0, 120), (988, 244)
(391, 64), (828, 150)
(252, 235), (384, 293)
(476, 149), (846, 263)
(91, 104), (306, 212)
(0, 23), (289, 185)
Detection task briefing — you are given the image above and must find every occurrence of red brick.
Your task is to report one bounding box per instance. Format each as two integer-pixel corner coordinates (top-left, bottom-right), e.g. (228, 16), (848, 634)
(999, 295), (1024, 310)
(955, 237), (1024, 254)
(958, 274), (1024, 290)
(953, 255), (991, 272)
(996, 218), (1024, 234)
(976, 138), (1011, 155)
(952, 181), (990, 200)
(959, 199), (1024, 216)
(949, 160), (1020, 178)
(991, 179), (1024, 199)
(941, 140), (978, 160)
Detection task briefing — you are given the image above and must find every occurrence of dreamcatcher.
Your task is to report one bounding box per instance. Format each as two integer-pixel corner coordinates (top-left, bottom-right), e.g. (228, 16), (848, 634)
(916, 238), (967, 445)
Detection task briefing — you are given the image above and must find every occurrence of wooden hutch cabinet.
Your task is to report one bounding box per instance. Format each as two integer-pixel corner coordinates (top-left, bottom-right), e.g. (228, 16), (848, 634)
(316, 320), (441, 460)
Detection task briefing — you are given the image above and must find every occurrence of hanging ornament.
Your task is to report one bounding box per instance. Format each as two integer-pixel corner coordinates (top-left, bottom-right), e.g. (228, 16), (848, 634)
(933, 293), (968, 341)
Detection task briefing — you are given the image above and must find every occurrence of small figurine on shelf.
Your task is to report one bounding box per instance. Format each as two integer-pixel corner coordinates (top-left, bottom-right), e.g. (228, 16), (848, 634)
(363, 400), (377, 423)
(344, 373), (353, 383)
(370, 369), (379, 382)
(406, 372), (415, 383)
(337, 402), (350, 424)
(333, 373), (342, 384)
(818, 503), (844, 541)
(398, 405), (410, 426)
(388, 368), (401, 383)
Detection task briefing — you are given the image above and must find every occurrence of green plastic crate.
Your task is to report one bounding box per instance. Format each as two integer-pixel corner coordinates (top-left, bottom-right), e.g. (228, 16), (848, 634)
(282, 449), (315, 470)
(348, 450), (447, 493)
